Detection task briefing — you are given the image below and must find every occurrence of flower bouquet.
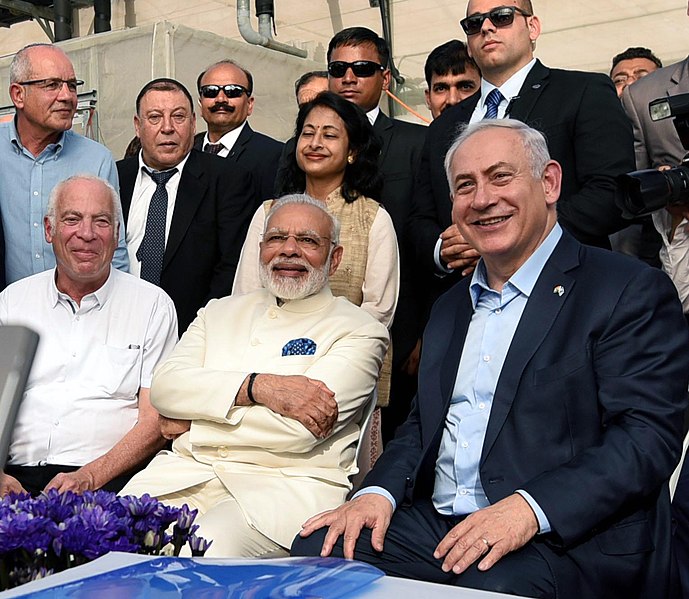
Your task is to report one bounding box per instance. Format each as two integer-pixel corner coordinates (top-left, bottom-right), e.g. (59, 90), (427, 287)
(0, 489), (211, 591)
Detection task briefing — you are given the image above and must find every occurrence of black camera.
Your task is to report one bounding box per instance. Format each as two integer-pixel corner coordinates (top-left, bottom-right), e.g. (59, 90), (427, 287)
(617, 93), (689, 218)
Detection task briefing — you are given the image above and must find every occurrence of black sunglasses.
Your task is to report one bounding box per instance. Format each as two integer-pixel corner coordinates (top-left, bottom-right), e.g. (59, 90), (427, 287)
(327, 60), (385, 79)
(199, 84), (250, 99)
(460, 6), (532, 36)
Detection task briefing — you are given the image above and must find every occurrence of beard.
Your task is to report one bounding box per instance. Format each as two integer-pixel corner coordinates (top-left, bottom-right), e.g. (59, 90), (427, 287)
(259, 255), (330, 301)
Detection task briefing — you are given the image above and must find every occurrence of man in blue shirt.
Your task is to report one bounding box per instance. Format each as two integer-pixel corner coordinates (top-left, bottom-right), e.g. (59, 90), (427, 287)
(0, 43), (128, 286)
(294, 119), (689, 599)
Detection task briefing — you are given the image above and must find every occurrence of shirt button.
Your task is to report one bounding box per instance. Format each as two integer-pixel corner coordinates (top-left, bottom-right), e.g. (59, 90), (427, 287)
(35, 253), (41, 259)
(479, 402), (486, 409)
(483, 355), (490, 362)
(53, 420), (59, 426)
(72, 352), (76, 357)
(461, 441), (469, 448)
(495, 308), (502, 314)
(218, 446), (229, 458)
(33, 191), (39, 196)
(250, 338), (259, 346)
(33, 222), (39, 228)
(268, 309), (277, 319)
(459, 489), (468, 495)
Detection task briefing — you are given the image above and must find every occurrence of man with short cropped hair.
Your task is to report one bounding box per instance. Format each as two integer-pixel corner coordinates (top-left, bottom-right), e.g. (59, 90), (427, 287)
(193, 60), (283, 203)
(0, 43), (128, 286)
(121, 194), (388, 558)
(295, 71), (329, 106)
(610, 47), (662, 97)
(0, 175), (177, 496)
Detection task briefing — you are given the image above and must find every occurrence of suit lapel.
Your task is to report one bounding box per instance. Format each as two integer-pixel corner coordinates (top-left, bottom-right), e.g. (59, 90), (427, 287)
(117, 157), (139, 223)
(507, 60), (549, 126)
(480, 232), (580, 461)
(439, 287), (474, 405)
(374, 112), (394, 165)
(163, 151), (207, 268)
(228, 123), (252, 162)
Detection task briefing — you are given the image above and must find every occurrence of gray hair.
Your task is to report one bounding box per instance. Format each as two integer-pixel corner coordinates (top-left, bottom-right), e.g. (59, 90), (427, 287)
(47, 174), (121, 240)
(10, 43), (58, 83)
(444, 119), (551, 189)
(265, 194), (341, 245)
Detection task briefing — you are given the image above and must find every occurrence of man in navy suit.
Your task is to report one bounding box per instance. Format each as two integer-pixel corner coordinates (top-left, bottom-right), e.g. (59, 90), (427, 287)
(293, 119), (689, 599)
(193, 60), (283, 205)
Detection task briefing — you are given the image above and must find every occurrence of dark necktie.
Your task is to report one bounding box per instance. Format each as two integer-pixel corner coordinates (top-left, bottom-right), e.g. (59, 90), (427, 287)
(484, 88), (504, 119)
(136, 168), (177, 285)
(203, 143), (223, 155)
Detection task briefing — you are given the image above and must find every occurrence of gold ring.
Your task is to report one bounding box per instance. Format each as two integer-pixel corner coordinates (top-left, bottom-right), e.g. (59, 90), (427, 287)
(481, 537), (490, 549)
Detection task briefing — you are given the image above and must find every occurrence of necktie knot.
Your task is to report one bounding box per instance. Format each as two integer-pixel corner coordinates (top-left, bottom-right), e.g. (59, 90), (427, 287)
(145, 168), (178, 186)
(203, 143), (223, 155)
(484, 88), (504, 119)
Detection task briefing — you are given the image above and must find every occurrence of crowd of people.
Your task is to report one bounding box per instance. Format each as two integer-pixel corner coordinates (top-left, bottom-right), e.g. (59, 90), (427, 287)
(1, 0), (689, 597)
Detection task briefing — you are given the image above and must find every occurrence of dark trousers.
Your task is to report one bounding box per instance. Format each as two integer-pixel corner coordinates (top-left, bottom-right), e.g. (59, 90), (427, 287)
(291, 498), (559, 598)
(5, 464), (132, 496)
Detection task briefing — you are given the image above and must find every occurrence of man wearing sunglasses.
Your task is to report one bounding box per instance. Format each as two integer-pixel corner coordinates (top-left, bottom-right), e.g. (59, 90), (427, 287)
(117, 78), (256, 335)
(409, 0), (634, 291)
(0, 43), (129, 289)
(193, 60), (283, 205)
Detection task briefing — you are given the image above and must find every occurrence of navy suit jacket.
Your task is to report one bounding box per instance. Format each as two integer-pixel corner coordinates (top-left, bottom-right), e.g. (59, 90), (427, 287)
(194, 123), (283, 205)
(364, 231), (689, 597)
(117, 150), (256, 334)
(409, 60), (634, 281)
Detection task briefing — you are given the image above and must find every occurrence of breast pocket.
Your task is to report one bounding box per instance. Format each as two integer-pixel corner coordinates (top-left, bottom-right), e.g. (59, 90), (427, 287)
(533, 352), (588, 386)
(87, 344), (142, 398)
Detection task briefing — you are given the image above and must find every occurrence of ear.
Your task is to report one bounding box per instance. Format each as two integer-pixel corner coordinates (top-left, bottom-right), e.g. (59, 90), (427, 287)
(247, 96), (255, 117)
(527, 15), (542, 43)
(541, 160), (562, 206)
(133, 114), (141, 138)
(9, 83), (25, 110)
(44, 215), (54, 244)
(424, 89), (432, 111)
(328, 244), (344, 276)
(381, 69), (391, 92)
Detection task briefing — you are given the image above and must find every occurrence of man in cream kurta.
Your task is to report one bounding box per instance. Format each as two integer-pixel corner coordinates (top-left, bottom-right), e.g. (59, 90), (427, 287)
(122, 195), (389, 557)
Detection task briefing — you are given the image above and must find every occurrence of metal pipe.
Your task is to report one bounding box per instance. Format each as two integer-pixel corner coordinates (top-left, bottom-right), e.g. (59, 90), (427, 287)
(236, 0), (306, 58)
(93, 0), (111, 33)
(53, 0), (72, 41)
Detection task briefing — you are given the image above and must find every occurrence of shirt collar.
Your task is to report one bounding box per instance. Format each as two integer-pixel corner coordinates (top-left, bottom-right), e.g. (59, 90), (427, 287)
(49, 266), (116, 309)
(138, 150), (190, 177)
(469, 223), (562, 307)
(480, 58), (536, 112)
(268, 285), (335, 313)
(9, 115), (65, 155)
(204, 121), (246, 152)
(366, 107), (380, 126)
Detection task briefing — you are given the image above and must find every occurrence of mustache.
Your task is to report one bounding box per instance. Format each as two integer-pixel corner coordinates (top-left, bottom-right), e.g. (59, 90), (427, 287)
(209, 103), (235, 113)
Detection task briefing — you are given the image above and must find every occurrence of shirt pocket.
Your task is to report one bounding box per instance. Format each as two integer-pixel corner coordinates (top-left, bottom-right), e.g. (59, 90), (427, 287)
(91, 344), (142, 398)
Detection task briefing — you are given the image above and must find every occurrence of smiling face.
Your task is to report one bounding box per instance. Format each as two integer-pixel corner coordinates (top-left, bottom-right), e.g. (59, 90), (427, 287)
(425, 65), (481, 118)
(449, 127), (560, 287)
(10, 46), (78, 140)
(198, 62), (254, 139)
(135, 88), (195, 171)
(328, 43), (390, 112)
(259, 203), (342, 300)
(45, 177), (118, 296)
(296, 105), (351, 185)
(465, 0), (540, 85)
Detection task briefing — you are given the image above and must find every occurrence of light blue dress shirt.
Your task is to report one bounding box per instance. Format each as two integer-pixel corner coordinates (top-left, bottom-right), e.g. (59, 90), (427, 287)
(0, 119), (129, 285)
(360, 225), (562, 534)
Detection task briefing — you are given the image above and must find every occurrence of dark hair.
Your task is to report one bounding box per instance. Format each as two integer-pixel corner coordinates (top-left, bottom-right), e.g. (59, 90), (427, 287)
(424, 40), (480, 87)
(294, 70), (329, 97)
(327, 27), (389, 67)
(610, 47), (663, 75)
(196, 59), (254, 96)
(277, 91), (382, 203)
(135, 78), (194, 115)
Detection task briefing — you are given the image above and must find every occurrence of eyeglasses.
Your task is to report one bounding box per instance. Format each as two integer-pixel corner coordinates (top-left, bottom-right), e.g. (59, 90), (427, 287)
(142, 112), (191, 126)
(199, 84), (250, 99)
(262, 231), (334, 251)
(460, 6), (532, 36)
(327, 61), (385, 78)
(17, 78), (84, 92)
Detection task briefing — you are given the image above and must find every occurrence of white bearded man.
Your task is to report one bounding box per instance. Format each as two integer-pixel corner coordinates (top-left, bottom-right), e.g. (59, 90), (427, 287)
(121, 194), (389, 557)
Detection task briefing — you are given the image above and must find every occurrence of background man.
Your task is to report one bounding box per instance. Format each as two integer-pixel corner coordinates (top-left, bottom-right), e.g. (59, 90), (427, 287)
(193, 60), (283, 204)
(0, 175), (177, 496)
(294, 120), (689, 599)
(424, 40), (481, 119)
(610, 46), (662, 97)
(118, 78), (256, 334)
(0, 43), (128, 287)
(121, 195), (388, 557)
(295, 70), (329, 106)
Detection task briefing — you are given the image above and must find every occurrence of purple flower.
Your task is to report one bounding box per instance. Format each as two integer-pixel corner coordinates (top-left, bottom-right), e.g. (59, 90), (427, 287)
(188, 533), (213, 557)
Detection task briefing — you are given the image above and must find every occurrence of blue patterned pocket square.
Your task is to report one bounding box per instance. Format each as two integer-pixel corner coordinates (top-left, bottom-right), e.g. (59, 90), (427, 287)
(282, 338), (317, 356)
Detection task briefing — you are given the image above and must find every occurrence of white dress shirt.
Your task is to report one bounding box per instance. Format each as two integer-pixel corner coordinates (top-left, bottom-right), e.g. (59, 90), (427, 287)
(201, 121), (246, 158)
(0, 268), (178, 466)
(653, 208), (689, 313)
(126, 152), (191, 277)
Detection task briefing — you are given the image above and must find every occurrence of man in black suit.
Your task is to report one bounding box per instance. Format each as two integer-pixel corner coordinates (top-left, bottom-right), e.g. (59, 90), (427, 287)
(118, 78), (255, 334)
(409, 0), (634, 288)
(294, 119), (689, 599)
(193, 60), (283, 204)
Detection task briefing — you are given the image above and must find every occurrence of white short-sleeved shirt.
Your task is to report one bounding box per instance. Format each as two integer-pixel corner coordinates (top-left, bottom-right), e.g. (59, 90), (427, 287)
(0, 268), (178, 466)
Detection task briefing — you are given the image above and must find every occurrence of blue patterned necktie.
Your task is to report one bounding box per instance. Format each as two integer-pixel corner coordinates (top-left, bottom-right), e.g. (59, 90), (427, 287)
(484, 88), (504, 119)
(203, 143), (223, 155)
(136, 167), (177, 285)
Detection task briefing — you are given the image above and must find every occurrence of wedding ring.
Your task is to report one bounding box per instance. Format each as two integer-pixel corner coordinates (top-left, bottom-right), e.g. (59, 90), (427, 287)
(481, 537), (490, 549)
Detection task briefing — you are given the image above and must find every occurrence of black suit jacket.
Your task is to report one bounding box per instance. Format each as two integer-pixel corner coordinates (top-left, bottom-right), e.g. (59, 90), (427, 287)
(194, 123), (283, 204)
(365, 231), (689, 597)
(409, 60), (634, 278)
(117, 150), (256, 334)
